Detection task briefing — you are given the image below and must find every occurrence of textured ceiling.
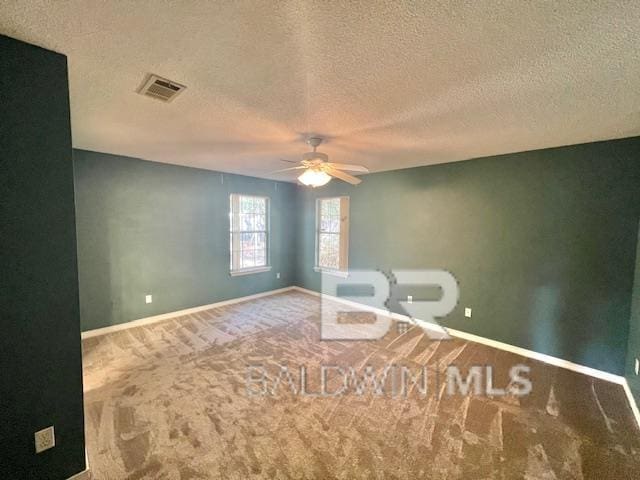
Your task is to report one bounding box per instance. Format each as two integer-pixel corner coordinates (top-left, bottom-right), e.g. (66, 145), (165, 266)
(2, 1), (640, 181)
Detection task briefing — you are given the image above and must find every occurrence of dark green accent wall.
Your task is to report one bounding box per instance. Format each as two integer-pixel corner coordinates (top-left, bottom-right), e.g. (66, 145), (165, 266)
(0, 35), (86, 479)
(73, 149), (297, 331)
(295, 137), (640, 375)
(625, 225), (640, 403)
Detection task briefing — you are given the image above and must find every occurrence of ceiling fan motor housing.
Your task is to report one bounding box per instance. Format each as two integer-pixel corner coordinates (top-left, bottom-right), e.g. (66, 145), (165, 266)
(306, 137), (323, 149)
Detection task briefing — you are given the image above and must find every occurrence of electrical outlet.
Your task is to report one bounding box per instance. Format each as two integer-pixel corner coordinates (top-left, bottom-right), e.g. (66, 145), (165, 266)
(465, 307), (472, 318)
(635, 358), (639, 376)
(35, 426), (55, 453)
(407, 295), (413, 304)
(145, 294), (152, 304)
(276, 272), (281, 279)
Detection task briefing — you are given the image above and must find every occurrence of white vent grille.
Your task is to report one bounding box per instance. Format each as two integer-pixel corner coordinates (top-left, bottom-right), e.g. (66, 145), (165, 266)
(138, 74), (186, 102)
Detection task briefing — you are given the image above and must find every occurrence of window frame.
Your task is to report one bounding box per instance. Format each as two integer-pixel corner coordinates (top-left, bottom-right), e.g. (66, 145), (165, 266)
(229, 193), (272, 276)
(314, 196), (350, 276)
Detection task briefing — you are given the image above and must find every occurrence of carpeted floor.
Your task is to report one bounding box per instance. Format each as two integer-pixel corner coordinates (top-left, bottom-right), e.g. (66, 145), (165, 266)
(82, 290), (640, 479)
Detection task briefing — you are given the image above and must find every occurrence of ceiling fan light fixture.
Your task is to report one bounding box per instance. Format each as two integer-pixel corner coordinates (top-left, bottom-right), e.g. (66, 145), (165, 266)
(298, 169), (331, 187)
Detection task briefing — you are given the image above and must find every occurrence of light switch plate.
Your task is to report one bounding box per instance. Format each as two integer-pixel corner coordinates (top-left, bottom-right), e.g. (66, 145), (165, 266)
(145, 294), (152, 304)
(276, 272), (280, 279)
(35, 426), (55, 453)
(635, 358), (639, 376)
(407, 295), (413, 304)
(465, 307), (472, 318)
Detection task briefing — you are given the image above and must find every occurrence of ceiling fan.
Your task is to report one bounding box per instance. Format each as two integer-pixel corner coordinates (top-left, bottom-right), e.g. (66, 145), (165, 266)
(271, 137), (369, 187)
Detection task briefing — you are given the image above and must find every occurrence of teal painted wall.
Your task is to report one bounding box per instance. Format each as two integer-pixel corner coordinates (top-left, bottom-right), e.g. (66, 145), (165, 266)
(74, 139), (640, 375)
(73, 149), (297, 331)
(295, 137), (640, 375)
(625, 225), (640, 403)
(0, 35), (85, 479)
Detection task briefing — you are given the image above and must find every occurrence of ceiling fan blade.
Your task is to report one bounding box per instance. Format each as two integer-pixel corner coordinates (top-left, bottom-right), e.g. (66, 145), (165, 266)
(270, 166), (305, 174)
(326, 163), (369, 173)
(325, 167), (361, 185)
(279, 158), (299, 163)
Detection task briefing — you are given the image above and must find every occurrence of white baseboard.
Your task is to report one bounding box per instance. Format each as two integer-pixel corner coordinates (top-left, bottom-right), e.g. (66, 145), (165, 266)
(77, 283), (639, 430)
(293, 285), (640, 429)
(290, 286), (625, 385)
(443, 327), (625, 384)
(81, 286), (296, 339)
(622, 380), (640, 429)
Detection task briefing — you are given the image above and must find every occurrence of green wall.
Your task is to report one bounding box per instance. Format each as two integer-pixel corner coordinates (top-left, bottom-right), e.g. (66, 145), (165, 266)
(73, 149), (297, 331)
(625, 225), (640, 403)
(0, 35), (85, 479)
(295, 137), (640, 375)
(73, 139), (640, 376)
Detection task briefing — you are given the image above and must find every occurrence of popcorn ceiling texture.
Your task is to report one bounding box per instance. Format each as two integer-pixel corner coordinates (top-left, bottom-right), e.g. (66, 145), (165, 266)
(1, 1), (639, 180)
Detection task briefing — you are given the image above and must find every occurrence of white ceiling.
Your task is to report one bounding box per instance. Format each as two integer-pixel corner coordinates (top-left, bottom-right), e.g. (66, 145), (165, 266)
(2, 1), (640, 181)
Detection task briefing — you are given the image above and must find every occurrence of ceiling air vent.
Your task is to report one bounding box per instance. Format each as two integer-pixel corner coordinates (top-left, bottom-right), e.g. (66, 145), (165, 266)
(138, 74), (186, 102)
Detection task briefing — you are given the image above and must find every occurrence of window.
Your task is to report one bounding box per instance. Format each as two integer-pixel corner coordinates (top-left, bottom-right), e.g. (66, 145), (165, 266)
(229, 194), (270, 275)
(315, 196), (349, 273)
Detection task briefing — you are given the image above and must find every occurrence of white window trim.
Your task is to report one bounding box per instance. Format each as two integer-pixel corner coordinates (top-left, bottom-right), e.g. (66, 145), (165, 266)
(313, 266), (349, 278)
(229, 194), (271, 275)
(230, 266), (272, 277)
(315, 196), (350, 275)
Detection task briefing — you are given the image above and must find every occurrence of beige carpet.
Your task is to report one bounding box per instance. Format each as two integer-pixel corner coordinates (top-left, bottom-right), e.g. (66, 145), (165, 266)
(82, 290), (640, 479)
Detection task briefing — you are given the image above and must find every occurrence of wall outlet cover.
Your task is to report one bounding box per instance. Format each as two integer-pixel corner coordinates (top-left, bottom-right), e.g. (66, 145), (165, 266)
(35, 426), (55, 453)
(465, 307), (472, 318)
(276, 272), (281, 279)
(145, 294), (152, 304)
(407, 295), (413, 304)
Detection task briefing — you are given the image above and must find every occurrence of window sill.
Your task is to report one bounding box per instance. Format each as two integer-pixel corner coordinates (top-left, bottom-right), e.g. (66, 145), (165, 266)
(314, 267), (349, 278)
(230, 266), (272, 277)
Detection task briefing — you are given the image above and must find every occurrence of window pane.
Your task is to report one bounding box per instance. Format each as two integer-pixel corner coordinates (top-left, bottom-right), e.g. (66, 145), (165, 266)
(255, 198), (266, 214)
(239, 214), (253, 231)
(255, 213), (266, 231)
(241, 249), (255, 268)
(320, 199), (329, 216)
(256, 232), (266, 250)
(240, 196), (252, 213)
(329, 216), (340, 233)
(320, 216), (331, 232)
(319, 233), (340, 269)
(328, 198), (339, 215)
(254, 249), (266, 266)
(241, 232), (254, 250)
